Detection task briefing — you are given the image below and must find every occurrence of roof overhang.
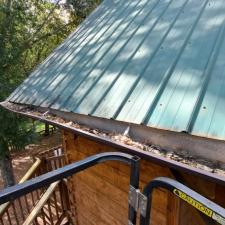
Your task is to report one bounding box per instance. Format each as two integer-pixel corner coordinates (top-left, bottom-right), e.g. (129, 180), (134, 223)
(1, 101), (225, 186)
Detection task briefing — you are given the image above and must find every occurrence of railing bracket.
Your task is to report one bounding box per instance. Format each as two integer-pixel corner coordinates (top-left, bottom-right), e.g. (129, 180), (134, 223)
(128, 185), (147, 217)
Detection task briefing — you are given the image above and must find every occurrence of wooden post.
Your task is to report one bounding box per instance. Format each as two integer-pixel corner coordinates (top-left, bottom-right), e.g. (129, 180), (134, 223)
(44, 123), (50, 136)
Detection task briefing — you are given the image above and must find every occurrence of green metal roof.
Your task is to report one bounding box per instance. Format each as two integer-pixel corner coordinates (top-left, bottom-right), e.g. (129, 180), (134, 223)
(7, 0), (225, 140)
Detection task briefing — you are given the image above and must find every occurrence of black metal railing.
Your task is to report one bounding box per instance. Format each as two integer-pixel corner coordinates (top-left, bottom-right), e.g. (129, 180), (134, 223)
(0, 146), (69, 225)
(140, 177), (225, 225)
(0, 152), (225, 225)
(0, 152), (140, 225)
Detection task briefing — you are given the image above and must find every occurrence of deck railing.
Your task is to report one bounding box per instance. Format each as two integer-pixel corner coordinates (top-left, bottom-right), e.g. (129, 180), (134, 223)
(0, 158), (42, 225)
(37, 146), (65, 172)
(22, 180), (70, 225)
(1, 151), (225, 225)
(0, 146), (70, 225)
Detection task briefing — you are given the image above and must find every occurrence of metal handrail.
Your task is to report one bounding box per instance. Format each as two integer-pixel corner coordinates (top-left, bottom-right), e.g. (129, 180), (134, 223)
(140, 177), (225, 225)
(0, 158), (42, 217)
(0, 152), (140, 225)
(1, 153), (224, 225)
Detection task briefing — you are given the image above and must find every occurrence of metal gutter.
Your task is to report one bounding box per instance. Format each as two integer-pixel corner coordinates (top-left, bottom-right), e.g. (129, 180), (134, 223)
(1, 101), (225, 186)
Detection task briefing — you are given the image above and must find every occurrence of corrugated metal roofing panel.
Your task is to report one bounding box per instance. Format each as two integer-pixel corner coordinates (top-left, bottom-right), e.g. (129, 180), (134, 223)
(7, 0), (225, 140)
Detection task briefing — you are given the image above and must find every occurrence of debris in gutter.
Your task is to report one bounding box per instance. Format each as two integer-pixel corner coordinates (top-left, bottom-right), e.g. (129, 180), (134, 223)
(3, 102), (225, 177)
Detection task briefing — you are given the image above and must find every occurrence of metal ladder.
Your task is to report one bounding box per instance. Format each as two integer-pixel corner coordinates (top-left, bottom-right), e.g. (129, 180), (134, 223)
(0, 152), (224, 225)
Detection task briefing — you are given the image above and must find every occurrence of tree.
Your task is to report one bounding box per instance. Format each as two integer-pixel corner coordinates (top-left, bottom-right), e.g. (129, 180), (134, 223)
(0, 0), (77, 187)
(0, 0), (101, 188)
(66, 0), (102, 21)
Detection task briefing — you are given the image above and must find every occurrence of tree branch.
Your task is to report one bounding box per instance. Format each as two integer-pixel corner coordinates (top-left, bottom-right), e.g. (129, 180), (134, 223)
(27, 0), (61, 43)
(29, 17), (75, 45)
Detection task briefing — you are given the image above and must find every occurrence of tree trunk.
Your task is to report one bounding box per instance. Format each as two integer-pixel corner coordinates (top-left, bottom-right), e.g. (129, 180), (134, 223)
(0, 155), (15, 187)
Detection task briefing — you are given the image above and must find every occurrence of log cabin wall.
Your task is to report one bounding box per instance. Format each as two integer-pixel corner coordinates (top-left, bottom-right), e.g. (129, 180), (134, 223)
(62, 131), (225, 225)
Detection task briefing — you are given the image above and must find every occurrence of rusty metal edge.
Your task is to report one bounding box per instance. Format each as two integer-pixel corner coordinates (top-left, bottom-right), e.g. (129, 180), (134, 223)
(1, 101), (225, 186)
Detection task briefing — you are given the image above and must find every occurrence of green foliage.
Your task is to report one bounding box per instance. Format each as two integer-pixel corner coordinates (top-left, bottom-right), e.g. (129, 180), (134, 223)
(66, 0), (102, 22)
(0, 0), (74, 90)
(0, 0), (101, 160)
(0, 0), (77, 158)
(0, 112), (52, 157)
(0, 0), (101, 186)
(34, 121), (54, 133)
(0, 108), (37, 157)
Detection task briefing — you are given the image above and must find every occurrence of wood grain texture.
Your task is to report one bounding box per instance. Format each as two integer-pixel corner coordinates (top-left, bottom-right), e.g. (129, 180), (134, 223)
(63, 131), (175, 225)
(63, 131), (225, 225)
